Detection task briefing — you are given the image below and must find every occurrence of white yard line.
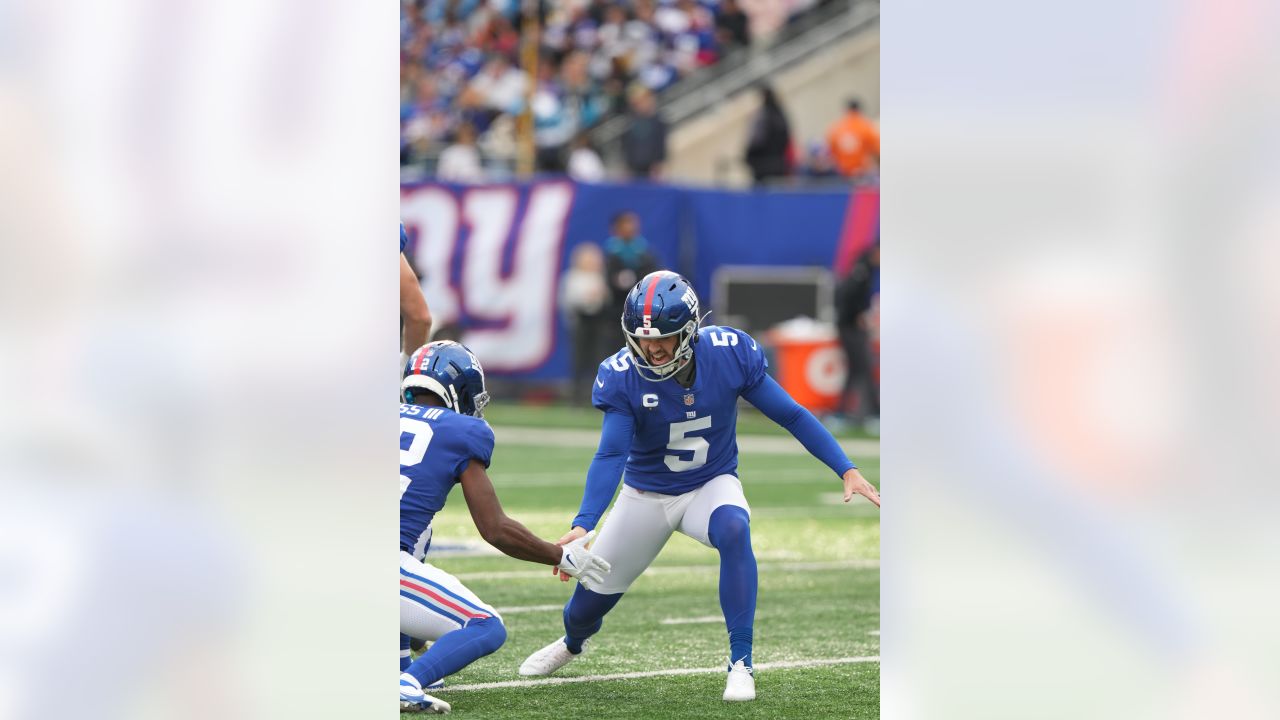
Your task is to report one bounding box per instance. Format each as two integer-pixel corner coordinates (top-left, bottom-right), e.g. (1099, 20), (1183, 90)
(439, 656), (880, 692)
(659, 615), (724, 625)
(453, 559), (878, 581)
(868, 630), (880, 636)
(494, 604), (565, 615)
(492, 426), (879, 458)
(492, 468), (864, 487)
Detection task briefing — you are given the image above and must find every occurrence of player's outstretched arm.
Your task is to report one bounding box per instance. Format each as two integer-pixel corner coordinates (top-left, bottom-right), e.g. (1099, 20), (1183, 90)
(569, 409), (635, 532)
(548, 408), (634, 581)
(459, 460), (611, 584)
(742, 374), (880, 508)
(400, 253), (432, 354)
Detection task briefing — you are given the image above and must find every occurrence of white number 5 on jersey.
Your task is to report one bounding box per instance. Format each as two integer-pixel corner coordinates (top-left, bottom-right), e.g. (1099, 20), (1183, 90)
(665, 416), (712, 472)
(709, 330), (738, 347)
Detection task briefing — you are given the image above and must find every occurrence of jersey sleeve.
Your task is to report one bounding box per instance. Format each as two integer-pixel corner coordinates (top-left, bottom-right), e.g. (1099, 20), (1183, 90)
(454, 418), (495, 478)
(400, 222), (409, 253)
(591, 353), (631, 414)
(742, 374), (856, 477)
(571, 409), (635, 531)
(729, 328), (769, 392)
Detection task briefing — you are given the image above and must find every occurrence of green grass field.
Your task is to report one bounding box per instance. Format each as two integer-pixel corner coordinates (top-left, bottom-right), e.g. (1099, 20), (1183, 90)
(417, 403), (880, 718)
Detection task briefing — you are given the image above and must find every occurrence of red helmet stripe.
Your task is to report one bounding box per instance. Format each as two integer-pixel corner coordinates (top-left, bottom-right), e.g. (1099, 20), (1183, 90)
(642, 274), (663, 324)
(414, 348), (427, 375)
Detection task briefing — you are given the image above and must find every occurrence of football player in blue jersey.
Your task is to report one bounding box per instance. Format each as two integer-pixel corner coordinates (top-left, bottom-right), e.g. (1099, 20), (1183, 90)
(399, 341), (611, 714)
(518, 271), (880, 701)
(401, 222), (433, 362)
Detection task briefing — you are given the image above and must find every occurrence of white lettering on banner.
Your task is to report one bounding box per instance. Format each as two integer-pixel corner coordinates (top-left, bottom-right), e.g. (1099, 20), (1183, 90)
(460, 188), (519, 318)
(403, 188), (461, 325)
(402, 183), (575, 372)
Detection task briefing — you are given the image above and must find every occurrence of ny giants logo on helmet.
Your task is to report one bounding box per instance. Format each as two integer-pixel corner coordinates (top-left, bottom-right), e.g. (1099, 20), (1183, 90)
(681, 287), (698, 314)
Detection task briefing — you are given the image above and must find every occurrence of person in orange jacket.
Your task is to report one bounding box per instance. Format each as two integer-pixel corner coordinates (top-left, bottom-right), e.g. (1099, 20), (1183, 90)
(826, 98), (880, 177)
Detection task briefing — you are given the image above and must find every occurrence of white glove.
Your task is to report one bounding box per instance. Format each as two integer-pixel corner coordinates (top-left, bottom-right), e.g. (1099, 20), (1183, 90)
(557, 530), (611, 588)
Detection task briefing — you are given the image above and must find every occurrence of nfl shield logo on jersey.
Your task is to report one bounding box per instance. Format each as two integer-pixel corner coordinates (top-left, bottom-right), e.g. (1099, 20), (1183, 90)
(684, 393), (695, 405)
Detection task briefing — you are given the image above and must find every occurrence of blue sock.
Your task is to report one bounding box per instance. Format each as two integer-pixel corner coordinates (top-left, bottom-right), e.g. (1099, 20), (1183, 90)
(563, 584), (624, 653)
(403, 616), (506, 688)
(400, 633), (413, 673)
(708, 505), (757, 667)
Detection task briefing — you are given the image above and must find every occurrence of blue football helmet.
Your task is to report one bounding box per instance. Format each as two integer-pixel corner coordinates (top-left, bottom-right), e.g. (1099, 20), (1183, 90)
(621, 271), (703, 381)
(402, 340), (491, 417)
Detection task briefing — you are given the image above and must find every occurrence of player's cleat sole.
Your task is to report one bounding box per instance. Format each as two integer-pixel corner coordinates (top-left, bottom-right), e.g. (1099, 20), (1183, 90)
(518, 637), (584, 676)
(399, 694), (450, 714)
(723, 659), (756, 701)
(401, 679), (452, 714)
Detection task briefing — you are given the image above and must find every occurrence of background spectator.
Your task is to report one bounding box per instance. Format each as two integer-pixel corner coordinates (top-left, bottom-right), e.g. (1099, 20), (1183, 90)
(621, 87), (668, 179)
(559, 243), (612, 405)
(567, 132), (607, 182)
(602, 210), (659, 320)
(827, 97), (880, 178)
(715, 0), (751, 52)
(466, 55), (528, 117)
(835, 240), (880, 427)
(401, 0), (856, 182)
(744, 85), (793, 185)
(799, 141), (841, 179)
(436, 122), (486, 183)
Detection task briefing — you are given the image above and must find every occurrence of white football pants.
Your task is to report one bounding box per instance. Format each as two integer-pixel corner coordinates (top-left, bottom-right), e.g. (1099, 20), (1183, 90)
(588, 473), (751, 595)
(400, 551), (501, 642)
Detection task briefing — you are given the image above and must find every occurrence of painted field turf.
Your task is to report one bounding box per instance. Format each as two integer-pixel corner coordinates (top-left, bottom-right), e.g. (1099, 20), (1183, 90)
(415, 406), (880, 718)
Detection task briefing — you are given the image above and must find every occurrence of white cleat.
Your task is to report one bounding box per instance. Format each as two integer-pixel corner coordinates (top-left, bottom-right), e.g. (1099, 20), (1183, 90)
(518, 637), (584, 676)
(400, 678), (451, 714)
(723, 659), (756, 701)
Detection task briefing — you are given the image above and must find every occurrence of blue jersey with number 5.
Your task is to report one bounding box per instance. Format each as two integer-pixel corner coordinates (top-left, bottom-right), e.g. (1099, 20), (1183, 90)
(400, 404), (494, 553)
(592, 325), (767, 495)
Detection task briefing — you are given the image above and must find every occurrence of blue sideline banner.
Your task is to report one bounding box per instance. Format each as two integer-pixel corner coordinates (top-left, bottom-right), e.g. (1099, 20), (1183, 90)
(401, 181), (855, 380)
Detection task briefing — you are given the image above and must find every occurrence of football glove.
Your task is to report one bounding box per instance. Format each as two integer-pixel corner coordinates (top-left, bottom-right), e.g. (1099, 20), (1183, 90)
(557, 530), (611, 588)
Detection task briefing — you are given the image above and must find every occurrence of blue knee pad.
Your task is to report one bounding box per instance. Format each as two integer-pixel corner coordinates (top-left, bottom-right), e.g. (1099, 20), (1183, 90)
(467, 615), (508, 656)
(404, 615), (507, 688)
(708, 505), (751, 549)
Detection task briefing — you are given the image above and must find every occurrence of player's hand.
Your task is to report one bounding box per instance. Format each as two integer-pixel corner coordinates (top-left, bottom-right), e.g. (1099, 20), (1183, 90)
(556, 527), (588, 546)
(552, 526), (589, 581)
(843, 468), (880, 508)
(556, 530), (610, 589)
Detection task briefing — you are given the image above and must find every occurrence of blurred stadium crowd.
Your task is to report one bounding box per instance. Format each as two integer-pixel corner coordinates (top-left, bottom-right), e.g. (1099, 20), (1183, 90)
(400, 0), (875, 183)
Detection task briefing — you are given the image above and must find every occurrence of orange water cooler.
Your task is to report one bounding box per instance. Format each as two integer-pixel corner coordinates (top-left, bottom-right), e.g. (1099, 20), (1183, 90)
(765, 320), (846, 414)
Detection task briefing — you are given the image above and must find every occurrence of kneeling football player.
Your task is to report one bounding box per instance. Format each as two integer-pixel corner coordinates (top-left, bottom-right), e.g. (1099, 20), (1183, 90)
(519, 271), (880, 701)
(399, 341), (611, 714)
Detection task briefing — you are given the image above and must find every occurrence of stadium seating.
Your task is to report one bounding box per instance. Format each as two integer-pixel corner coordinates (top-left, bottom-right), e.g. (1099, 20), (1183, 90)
(400, 0), (848, 178)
